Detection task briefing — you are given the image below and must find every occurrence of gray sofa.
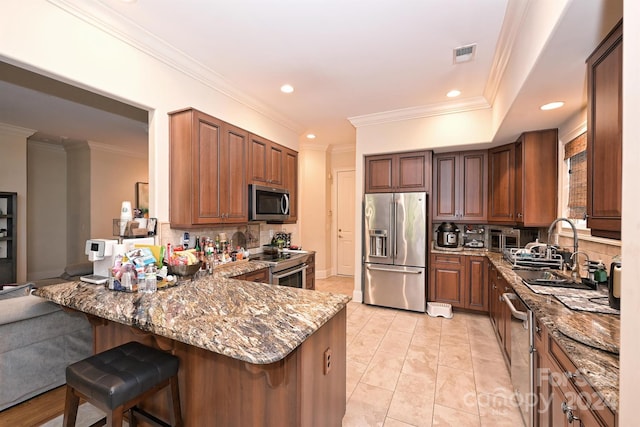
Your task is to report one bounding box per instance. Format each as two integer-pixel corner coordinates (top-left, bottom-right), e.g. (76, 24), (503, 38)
(0, 283), (93, 410)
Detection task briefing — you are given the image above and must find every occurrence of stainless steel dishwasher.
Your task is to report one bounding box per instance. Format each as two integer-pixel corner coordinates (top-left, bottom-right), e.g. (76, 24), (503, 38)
(503, 292), (533, 427)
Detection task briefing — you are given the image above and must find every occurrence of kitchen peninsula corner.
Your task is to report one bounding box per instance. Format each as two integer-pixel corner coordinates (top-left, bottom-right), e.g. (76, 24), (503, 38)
(35, 262), (349, 426)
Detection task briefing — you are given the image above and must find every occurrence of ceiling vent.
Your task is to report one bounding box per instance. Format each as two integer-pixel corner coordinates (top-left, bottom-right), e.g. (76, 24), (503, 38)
(453, 44), (476, 64)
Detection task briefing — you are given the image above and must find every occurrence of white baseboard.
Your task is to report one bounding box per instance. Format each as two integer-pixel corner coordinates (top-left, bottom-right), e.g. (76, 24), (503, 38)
(352, 288), (363, 303)
(316, 268), (331, 280)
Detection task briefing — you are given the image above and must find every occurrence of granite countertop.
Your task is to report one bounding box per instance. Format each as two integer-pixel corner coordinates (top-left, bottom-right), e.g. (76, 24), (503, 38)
(34, 260), (350, 365)
(485, 252), (619, 413)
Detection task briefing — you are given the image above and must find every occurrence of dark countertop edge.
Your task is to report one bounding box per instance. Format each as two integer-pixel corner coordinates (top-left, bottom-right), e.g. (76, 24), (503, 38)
(484, 252), (619, 414)
(34, 260), (351, 365)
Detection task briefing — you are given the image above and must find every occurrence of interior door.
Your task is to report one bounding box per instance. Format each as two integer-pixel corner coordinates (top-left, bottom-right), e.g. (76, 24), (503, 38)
(336, 170), (355, 275)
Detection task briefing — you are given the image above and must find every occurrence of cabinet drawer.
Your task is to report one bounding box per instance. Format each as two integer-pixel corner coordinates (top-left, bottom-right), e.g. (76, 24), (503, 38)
(431, 254), (463, 265)
(548, 336), (615, 426)
(244, 268), (269, 283)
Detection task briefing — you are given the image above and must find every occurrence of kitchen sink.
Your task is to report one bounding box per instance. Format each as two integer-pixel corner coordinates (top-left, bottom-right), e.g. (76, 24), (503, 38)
(514, 269), (597, 290)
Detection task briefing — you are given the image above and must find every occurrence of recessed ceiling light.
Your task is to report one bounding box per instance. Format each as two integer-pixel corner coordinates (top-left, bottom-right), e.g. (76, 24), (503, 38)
(540, 101), (564, 110)
(280, 84), (294, 94)
(306, 133), (316, 140)
(447, 90), (461, 98)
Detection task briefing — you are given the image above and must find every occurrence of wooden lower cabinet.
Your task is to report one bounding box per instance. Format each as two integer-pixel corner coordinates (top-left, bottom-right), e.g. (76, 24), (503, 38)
(305, 253), (316, 290)
(89, 308), (347, 426)
(488, 263), (512, 365)
(536, 321), (615, 426)
(233, 267), (269, 283)
(429, 254), (488, 312)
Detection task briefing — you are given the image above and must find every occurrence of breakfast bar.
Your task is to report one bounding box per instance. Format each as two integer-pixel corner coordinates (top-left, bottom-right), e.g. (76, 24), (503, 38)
(35, 262), (350, 426)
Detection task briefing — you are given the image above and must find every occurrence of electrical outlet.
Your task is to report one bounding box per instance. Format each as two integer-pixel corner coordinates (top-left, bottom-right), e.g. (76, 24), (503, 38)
(323, 348), (332, 375)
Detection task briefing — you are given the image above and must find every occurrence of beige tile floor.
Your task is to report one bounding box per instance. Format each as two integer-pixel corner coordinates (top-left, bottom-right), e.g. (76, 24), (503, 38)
(315, 276), (525, 427)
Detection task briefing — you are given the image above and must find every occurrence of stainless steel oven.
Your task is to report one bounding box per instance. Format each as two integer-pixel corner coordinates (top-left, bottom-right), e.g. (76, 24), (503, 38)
(272, 263), (308, 288)
(249, 252), (308, 288)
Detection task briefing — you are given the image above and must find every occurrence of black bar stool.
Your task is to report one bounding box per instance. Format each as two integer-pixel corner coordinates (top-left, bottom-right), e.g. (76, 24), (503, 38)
(63, 341), (183, 427)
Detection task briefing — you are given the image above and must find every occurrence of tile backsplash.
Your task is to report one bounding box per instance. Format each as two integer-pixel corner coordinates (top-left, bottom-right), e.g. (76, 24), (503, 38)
(157, 222), (299, 254)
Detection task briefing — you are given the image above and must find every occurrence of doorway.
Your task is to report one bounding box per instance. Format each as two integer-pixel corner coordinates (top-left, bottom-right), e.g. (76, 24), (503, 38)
(335, 169), (355, 276)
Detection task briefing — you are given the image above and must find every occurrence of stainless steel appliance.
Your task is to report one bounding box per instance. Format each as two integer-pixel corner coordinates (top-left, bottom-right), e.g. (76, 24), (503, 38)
(363, 192), (427, 312)
(249, 184), (290, 221)
(503, 292), (533, 427)
(435, 222), (460, 248)
(250, 252), (308, 288)
(609, 261), (622, 309)
(488, 227), (538, 253)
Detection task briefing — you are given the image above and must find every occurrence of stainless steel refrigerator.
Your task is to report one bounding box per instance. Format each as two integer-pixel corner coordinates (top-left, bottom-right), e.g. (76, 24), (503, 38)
(363, 192), (427, 312)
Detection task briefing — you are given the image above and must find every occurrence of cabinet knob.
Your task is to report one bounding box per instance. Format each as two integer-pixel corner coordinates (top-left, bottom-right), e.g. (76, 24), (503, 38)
(517, 213), (523, 218)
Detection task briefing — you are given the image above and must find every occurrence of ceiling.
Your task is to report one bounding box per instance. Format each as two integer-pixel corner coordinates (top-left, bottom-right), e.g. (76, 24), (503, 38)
(0, 0), (623, 149)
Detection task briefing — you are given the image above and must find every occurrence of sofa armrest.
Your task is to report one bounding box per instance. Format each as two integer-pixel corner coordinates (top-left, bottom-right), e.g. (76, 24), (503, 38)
(0, 295), (61, 326)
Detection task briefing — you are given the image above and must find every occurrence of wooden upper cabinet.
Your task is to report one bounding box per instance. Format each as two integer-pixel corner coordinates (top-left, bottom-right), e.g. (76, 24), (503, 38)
(365, 150), (431, 193)
(433, 150), (487, 222)
(488, 129), (558, 227)
(169, 108), (248, 227)
(282, 148), (298, 223)
(249, 134), (283, 187)
(587, 20), (622, 239)
(488, 143), (516, 223)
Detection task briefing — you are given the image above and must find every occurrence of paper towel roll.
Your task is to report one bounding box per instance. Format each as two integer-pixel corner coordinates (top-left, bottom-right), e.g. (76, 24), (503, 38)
(612, 265), (622, 298)
(120, 201), (133, 236)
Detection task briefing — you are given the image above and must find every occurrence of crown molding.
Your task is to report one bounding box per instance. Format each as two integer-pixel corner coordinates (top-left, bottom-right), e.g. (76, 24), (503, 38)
(0, 122), (36, 138)
(330, 144), (355, 154)
(299, 141), (330, 152)
(87, 140), (147, 158)
(483, 0), (531, 104)
(27, 139), (66, 153)
(47, 0), (304, 135)
(559, 121), (586, 144)
(348, 96), (491, 128)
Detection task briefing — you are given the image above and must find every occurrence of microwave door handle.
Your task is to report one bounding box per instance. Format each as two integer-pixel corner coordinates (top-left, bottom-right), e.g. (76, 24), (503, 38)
(282, 193), (290, 215)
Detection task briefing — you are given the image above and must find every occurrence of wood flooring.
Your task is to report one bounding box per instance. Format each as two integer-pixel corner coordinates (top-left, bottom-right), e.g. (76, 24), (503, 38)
(0, 386), (66, 427)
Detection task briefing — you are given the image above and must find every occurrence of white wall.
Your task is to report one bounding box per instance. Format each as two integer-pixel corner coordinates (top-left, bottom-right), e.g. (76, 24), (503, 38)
(1, 1), (299, 227)
(27, 140), (67, 280)
(0, 123), (34, 282)
(299, 143), (330, 278)
(90, 142), (148, 239)
(620, 2), (639, 424)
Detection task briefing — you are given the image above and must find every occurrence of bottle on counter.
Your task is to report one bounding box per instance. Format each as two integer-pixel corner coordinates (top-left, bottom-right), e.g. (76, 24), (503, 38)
(144, 265), (157, 293)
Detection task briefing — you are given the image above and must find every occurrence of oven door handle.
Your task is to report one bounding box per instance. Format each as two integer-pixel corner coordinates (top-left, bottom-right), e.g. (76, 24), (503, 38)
(272, 264), (308, 279)
(503, 293), (529, 324)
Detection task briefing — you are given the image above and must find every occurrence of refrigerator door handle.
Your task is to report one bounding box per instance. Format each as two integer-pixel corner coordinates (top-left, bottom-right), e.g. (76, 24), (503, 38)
(393, 200), (398, 257)
(366, 265), (423, 274)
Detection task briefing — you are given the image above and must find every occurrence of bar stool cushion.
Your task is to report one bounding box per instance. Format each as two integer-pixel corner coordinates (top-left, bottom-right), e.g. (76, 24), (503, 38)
(66, 341), (179, 410)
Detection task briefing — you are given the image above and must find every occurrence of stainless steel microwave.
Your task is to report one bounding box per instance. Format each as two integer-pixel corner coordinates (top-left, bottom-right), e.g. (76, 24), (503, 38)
(489, 227), (538, 253)
(249, 184), (290, 221)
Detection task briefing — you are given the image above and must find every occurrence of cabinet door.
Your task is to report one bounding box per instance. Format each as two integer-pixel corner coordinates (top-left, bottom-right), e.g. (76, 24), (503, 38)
(460, 151), (487, 221)
(283, 149), (298, 223)
(248, 134), (269, 185)
(518, 130), (559, 227)
(488, 144), (516, 223)
(365, 155), (394, 193)
(221, 124), (248, 223)
(429, 254), (464, 308)
(305, 253), (315, 290)
(587, 21), (622, 239)
(432, 153), (458, 220)
(268, 143), (283, 186)
(466, 256), (488, 312)
(396, 152), (429, 191)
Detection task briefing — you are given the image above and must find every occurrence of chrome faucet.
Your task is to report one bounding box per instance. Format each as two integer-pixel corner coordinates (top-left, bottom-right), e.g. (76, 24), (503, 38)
(547, 217), (579, 268)
(570, 251), (590, 281)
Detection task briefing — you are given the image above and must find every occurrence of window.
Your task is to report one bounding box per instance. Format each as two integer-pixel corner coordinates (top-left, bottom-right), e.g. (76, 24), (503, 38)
(562, 132), (587, 228)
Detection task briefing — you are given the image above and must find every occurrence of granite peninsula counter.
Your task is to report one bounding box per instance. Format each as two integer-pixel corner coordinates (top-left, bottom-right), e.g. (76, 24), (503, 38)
(35, 261), (351, 426)
(486, 252), (619, 422)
